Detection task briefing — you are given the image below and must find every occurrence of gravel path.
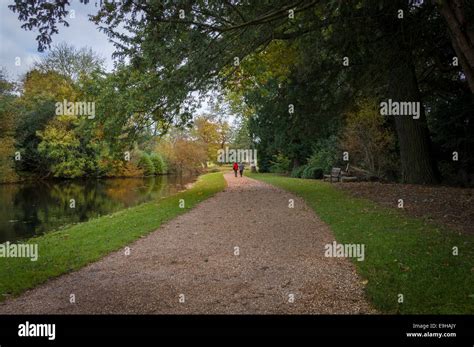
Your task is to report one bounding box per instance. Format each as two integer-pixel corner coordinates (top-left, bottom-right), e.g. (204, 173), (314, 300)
(0, 172), (374, 314)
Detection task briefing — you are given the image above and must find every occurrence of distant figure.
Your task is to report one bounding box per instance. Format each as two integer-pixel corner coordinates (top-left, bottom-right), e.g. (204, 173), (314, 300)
(239, 162), (245, 177)
(233, 162), (238, 177)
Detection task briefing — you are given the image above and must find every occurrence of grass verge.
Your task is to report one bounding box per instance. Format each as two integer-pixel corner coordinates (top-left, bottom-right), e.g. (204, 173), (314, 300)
(248, 172), (473, 314)
(0, 172), (226, 302)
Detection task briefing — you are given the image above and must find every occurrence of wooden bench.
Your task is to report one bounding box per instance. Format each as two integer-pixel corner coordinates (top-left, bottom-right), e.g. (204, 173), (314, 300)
(324, 165), (359, 183)
(323, 167), (342, 183)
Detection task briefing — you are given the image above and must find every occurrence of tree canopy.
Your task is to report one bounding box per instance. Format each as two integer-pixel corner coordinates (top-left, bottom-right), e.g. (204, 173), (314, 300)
(7, 0), (474, 184)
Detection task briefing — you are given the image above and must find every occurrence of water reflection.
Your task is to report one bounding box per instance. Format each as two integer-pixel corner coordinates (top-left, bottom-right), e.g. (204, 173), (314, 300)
(0, 175), (196, 243)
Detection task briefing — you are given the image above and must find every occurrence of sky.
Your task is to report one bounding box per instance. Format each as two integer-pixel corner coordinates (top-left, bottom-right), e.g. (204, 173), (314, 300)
(0, 0), (116, 81)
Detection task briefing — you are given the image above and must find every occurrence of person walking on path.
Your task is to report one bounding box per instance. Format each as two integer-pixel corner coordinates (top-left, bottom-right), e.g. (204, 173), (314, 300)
(233, 162), (238, 177)
(239, 162), (245, 177)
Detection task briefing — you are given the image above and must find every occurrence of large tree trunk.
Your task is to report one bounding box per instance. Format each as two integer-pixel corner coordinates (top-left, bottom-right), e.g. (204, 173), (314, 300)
(388, 55), (439, 184)
(292, 157), (300, 169)
(436, 0), (474, 93)
(379, 0), (440, 184)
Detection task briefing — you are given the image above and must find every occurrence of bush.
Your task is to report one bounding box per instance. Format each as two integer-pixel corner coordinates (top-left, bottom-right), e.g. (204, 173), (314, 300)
(301, 166), (323, 179)
(295, 136), (339, 180)
(291, 165), (306, 178)
(269, 153), (291, 174)
(137, 152), (155, 176)
(340, 99), (397, 178)
(307, 135), (340, 175)
(150, 152), (167, 174)
(154, 138), (207, 174)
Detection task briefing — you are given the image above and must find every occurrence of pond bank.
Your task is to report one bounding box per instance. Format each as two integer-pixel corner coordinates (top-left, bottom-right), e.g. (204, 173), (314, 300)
(0, 174), (198, 243)
(0, 172), (226, 302)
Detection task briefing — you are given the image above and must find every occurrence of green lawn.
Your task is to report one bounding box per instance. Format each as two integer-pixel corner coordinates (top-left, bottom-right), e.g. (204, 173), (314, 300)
(248, 172), (474, 314)
(0, 172), (226, 302)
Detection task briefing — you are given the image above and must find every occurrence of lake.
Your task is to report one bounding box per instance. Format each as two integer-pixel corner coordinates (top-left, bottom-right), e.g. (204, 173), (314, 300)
(0, 175), (197, 243)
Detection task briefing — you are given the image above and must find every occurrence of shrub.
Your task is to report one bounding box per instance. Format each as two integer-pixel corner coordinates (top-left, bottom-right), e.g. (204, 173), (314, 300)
(340, 99), (397, 178)
(137, 152), (155, 176)
(269, 153), (291, 174)
(306, 135), (340, 175)
(301, 166), (323, 179)
(291, 165), (306, 178)
(154, 138), (207, 174)
(150, 152), (167, 174)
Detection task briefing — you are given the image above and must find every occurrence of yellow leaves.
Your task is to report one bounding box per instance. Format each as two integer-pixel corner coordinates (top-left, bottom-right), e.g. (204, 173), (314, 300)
(340, 97), (396, 175)
(37, 115), (80, 148)
(223, 41), (298, 93)
(155, 136), (207, 173)
(192, 116), (231, 163)
(22, 70), (78, 102)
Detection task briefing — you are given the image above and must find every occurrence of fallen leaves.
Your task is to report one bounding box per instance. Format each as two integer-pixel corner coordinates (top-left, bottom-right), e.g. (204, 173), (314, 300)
(336, 182), (474, 234)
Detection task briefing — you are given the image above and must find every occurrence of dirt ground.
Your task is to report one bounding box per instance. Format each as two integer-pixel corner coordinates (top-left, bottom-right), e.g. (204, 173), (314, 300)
(0, 172), (373, 314)
(335, 182), (474, 234)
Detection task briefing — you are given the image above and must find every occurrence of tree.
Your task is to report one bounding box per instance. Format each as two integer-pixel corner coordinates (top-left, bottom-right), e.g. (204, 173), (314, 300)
(149, 152), (167, 174)
(34, 42), (105, 81)
(9, 0), (472, 184)
(37, 115), (91, 178)
(8, 0), (324, 128)
(341, 99), (397, 178)
(0, 70), (18, 183)
(435, 0), (474, 93)
(216, 119), (231, 149)
(137, 152), (155, 176)
(15, 70), (77, 174)
(192, 115), (220, 165)
(382, 1), (440, 183)
(156, 135), (207, 174)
